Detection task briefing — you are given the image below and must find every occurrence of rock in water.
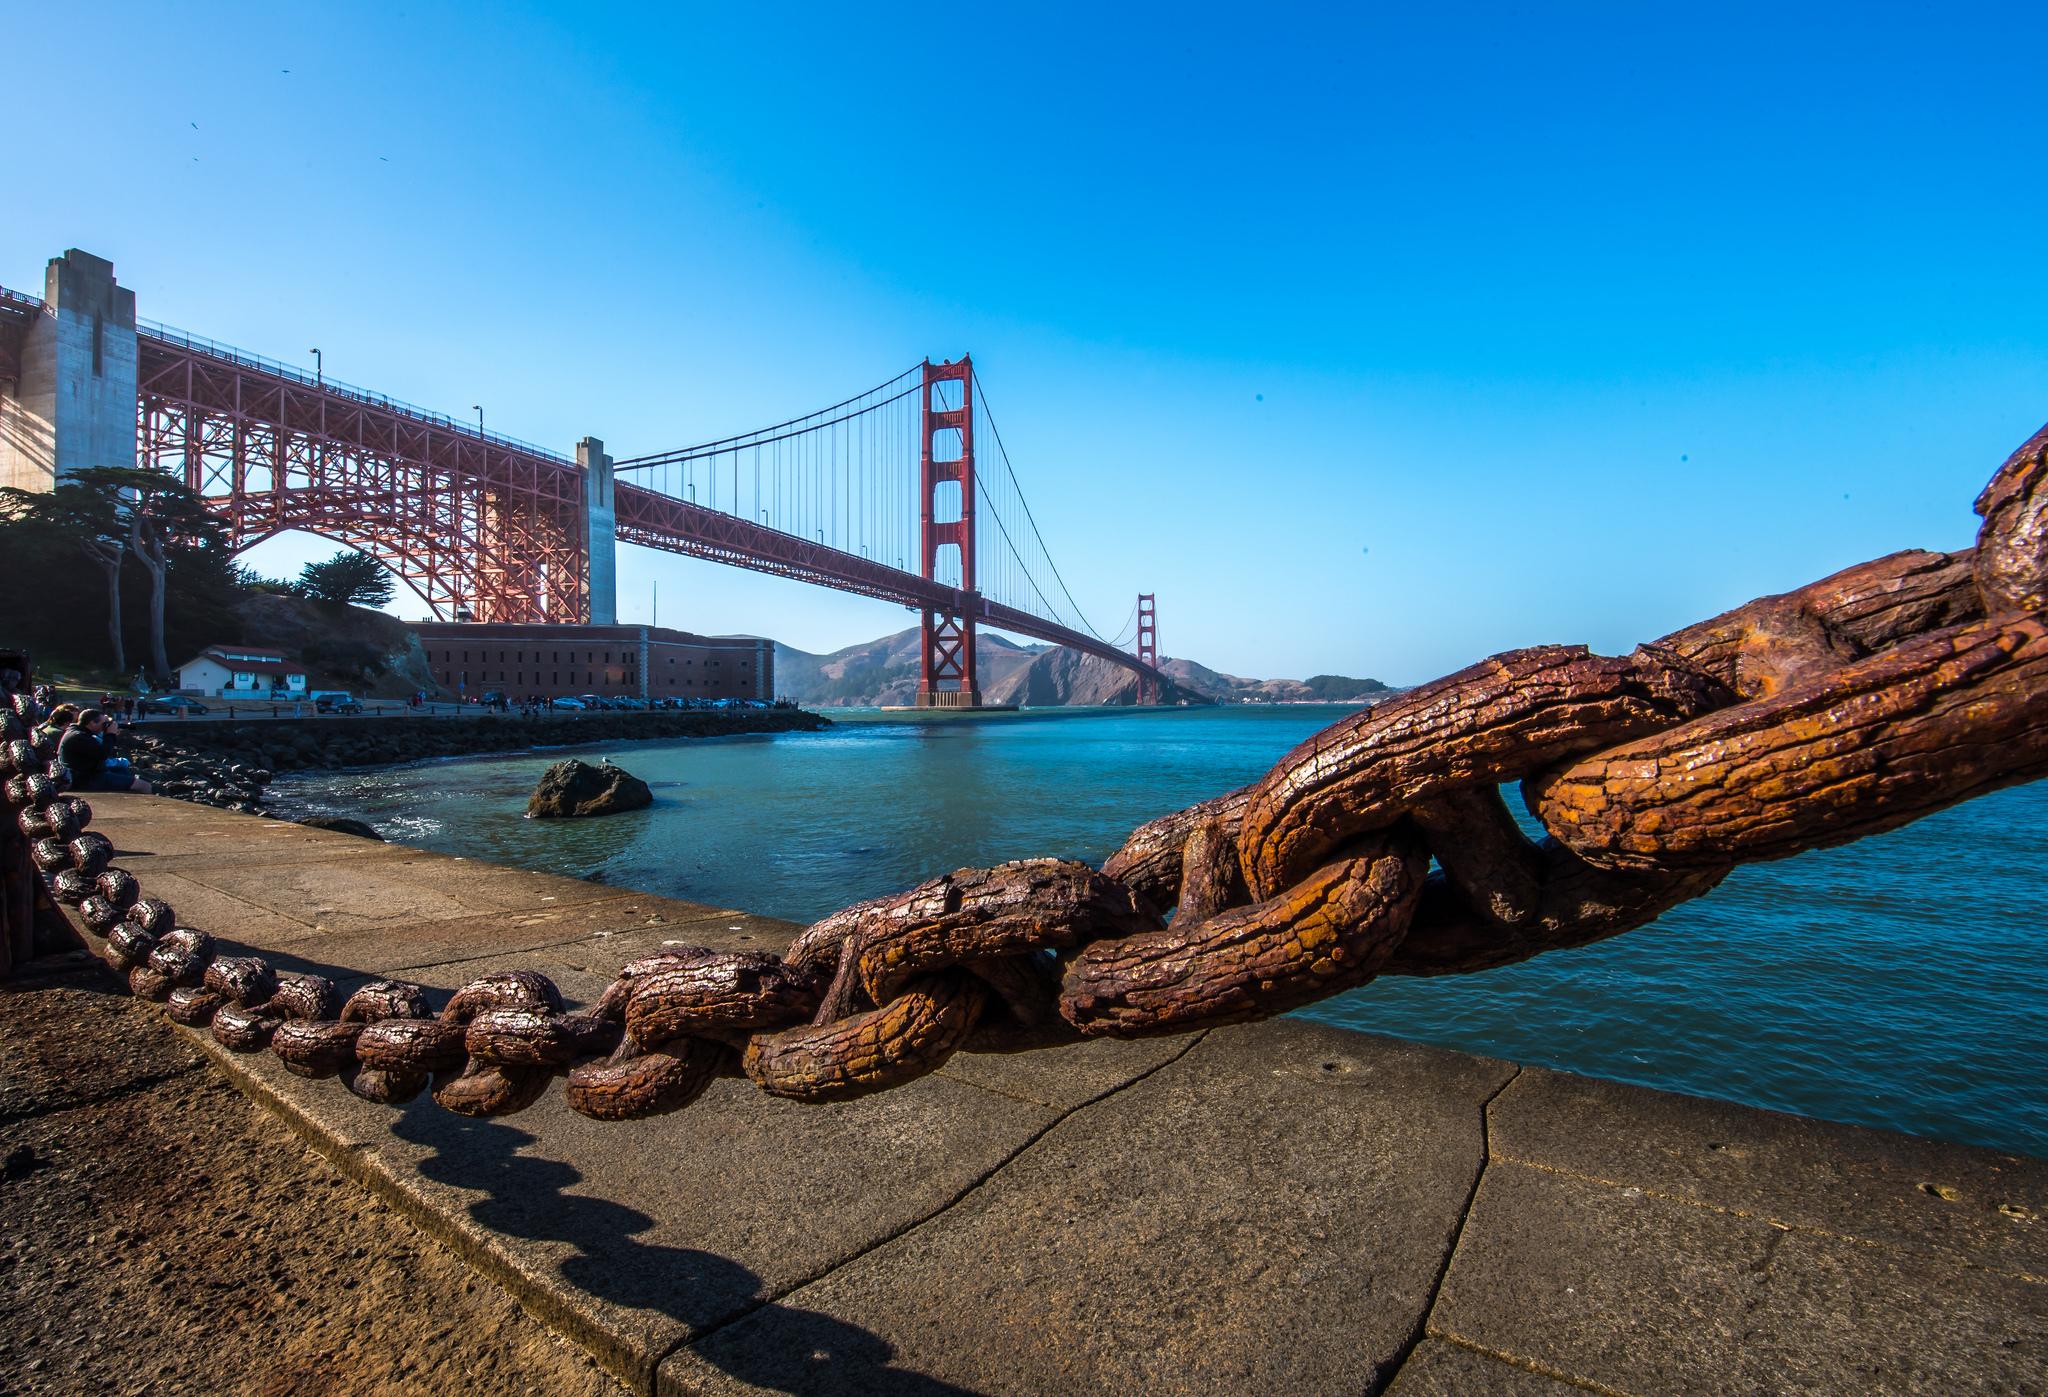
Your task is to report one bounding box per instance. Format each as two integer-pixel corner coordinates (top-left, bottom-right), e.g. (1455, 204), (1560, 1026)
(297, 816), (384, 840)
(527, 759), (653, 819)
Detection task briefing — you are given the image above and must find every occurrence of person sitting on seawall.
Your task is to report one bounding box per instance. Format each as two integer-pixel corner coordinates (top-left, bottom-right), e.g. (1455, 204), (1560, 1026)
(58, 709), (153, 794)
(34, 703), (81, 748)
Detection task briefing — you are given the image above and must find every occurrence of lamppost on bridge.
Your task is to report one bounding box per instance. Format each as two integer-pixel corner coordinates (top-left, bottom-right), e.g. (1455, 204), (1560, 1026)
(472, 406), (483, 434)
(309, 350), (325, 479)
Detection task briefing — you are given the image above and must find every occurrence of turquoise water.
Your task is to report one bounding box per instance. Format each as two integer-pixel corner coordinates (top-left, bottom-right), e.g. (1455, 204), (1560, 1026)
(269, 705), (2048, 1158)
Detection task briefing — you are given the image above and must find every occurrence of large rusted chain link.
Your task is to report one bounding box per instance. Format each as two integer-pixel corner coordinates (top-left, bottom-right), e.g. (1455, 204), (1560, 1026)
(19, 420), (2048, 1125)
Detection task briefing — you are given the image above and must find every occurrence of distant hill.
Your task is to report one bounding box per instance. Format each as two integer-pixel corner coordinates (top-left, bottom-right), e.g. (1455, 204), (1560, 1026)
(772, 627), (1390, 708)
(1302, 674), (1393, 701)
(984, 648), (1212, 707)
(1158, 658), (1392, 705)
(773, 628), (1049, 707)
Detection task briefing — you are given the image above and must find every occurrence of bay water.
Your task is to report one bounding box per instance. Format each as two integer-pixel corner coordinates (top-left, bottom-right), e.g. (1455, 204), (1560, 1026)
(268, 705), (2047, 1157)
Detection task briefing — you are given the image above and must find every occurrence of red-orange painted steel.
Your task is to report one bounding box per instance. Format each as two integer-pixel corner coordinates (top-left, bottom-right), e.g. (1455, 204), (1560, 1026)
(136, 329), (587, 623)
(133, 326), (1165, 690)
(613, 479), (1145, 666)
(919, 358), (977, 699)
(1137, 594), (1158, 705)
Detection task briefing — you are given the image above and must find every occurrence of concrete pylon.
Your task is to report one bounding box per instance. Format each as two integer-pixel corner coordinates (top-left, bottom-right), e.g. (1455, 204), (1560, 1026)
(577, 436), (617, 624)
(0, 250), (138, 492)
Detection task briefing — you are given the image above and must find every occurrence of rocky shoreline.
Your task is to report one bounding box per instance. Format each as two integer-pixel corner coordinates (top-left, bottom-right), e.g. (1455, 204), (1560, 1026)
(110, 709), (832, 819)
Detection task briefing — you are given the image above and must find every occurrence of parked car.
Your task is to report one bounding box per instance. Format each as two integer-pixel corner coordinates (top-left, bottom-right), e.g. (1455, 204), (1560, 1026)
(612, 697), (649, 710)
(550, 697), (587, 710)
(575, 694), (613, 710)
(310, 690), (362, 714)
(151, 695), (210, 715)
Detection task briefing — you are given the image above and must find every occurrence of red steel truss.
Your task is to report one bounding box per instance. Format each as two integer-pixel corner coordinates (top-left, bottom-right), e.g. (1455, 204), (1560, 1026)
(136, 328), (588, 623)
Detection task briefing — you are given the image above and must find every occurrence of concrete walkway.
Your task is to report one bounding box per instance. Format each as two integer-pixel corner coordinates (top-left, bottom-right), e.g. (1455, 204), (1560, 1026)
(67, 795), (2047, 1395)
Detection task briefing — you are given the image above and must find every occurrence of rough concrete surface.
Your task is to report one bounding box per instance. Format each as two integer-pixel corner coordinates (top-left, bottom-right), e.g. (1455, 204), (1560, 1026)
(1381, 1340), (1585, 1395)
(1431, 1162), (2045, 1395)
(0, 963), (627, 1397)
(663, 1022), (1513, 1397)
(1488, 1065), (2046, 1272)
(30, 794), (2047, 1396)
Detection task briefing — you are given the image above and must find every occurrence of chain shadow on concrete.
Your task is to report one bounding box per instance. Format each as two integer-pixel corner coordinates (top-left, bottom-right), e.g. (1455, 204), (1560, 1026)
(390, 1109), (988, 1397)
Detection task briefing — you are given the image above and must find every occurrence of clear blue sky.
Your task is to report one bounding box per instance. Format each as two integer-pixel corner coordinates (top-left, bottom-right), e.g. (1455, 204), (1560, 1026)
(9, 2), (2045, 684)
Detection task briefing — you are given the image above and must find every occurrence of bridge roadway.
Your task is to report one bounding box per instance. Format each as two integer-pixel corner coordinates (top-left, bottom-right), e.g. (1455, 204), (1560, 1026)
(2, 263), (1151, 677)
(56, 793), (2048, 1397)
(610, 480), (1145, 672)
(139, 309), (1145, 673)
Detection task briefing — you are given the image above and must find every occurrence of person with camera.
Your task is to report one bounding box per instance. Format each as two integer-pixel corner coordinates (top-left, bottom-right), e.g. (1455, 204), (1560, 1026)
(59, 709), (153, 794)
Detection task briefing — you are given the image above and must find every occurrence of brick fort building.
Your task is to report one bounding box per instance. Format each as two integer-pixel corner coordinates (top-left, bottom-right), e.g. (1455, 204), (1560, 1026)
(414, 623), (772, 703)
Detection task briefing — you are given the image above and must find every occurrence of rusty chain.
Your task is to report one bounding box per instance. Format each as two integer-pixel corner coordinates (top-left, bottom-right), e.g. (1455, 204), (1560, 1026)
(15, 421), (2048, 1123)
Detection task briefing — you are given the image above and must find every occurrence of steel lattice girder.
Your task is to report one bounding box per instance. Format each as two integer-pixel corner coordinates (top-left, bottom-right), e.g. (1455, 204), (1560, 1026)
(136, 335), (586, 623)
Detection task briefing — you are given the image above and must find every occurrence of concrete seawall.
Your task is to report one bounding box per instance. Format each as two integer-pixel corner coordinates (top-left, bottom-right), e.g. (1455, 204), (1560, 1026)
(63, 795), (2048, 1395)
(132, 707), (832, 772)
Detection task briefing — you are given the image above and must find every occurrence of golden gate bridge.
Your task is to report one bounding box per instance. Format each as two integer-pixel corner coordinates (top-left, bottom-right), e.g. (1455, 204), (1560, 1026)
(0, 252), (1164, 706)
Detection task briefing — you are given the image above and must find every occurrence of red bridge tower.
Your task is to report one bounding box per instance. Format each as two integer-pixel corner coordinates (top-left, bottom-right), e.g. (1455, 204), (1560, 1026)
(917, 357), (981, 707)
(1137, 593), (1158, 705)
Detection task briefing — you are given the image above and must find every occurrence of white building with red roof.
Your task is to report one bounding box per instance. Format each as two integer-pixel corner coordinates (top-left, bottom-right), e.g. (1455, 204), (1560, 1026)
(173, 645), (310, 697)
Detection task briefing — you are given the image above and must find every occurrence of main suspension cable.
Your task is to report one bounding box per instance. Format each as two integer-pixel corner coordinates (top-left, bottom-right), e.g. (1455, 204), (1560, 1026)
(974, 371), (1110, 642)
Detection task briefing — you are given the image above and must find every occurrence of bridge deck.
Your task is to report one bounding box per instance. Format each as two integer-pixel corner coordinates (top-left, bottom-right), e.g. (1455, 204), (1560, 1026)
(59, 794), (2047, 1397)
